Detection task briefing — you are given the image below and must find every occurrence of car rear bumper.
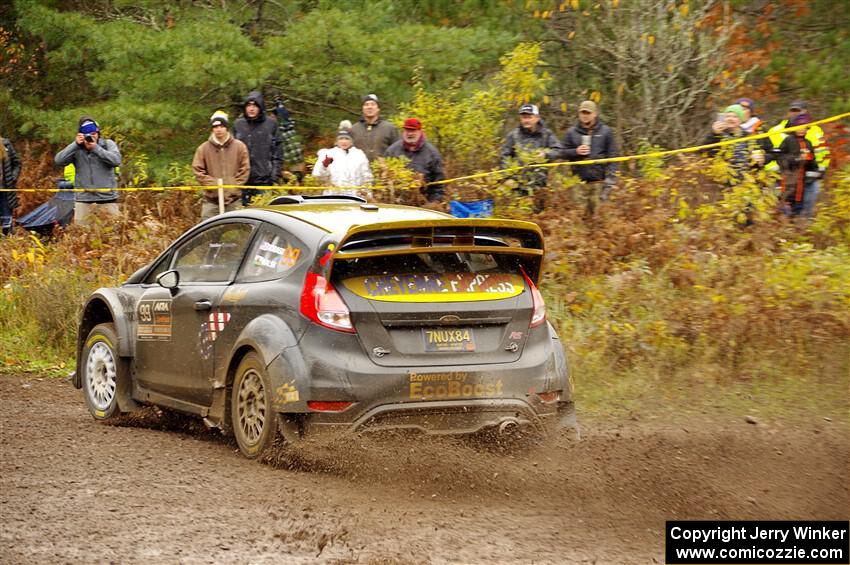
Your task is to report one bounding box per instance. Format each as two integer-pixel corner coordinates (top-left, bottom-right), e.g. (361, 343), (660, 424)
(269, 321), (573, 440)
(294, 398), (576, 439)
(279, 397), (576, 442)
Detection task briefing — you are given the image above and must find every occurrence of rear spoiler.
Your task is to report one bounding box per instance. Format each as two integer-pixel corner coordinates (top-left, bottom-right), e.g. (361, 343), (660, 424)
(328, 219), (545, 283)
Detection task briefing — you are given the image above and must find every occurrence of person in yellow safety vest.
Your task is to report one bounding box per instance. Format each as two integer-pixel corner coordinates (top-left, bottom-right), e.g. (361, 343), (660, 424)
(62, 163), (119, 186)
(63, 163), (75, 185)
(766, 100), (829, 218)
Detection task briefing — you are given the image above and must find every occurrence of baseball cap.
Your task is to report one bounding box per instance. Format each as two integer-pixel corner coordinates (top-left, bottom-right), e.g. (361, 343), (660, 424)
(362, 94), (380, 105)
(789, 114), (813, 127)
(519, 103), (539, 115)
(79, 120), (99, 134)
(789, 100), (807, 111)
(402, 117), (422, 130)
(579, 100), (598, 113)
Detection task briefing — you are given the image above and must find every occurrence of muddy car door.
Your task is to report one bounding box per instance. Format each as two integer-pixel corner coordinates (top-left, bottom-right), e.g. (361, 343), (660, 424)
(134, 221), (256, 406)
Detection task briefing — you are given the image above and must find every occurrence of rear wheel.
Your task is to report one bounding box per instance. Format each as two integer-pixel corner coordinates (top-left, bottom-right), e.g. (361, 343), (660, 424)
(231, 353), (277, 458)
(81, 323), (129, 421)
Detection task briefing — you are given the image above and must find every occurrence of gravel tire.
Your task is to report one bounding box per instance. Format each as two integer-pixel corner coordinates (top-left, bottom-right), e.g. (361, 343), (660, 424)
(81, 323), (129, 421)
(231, 353), (277, 458)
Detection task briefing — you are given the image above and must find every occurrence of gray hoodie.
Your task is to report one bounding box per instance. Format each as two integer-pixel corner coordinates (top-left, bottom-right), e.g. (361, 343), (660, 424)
(55, 136), (122, 202)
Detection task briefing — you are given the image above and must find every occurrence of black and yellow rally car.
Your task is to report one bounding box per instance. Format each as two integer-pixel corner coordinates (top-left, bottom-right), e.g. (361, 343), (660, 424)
(74, 195), (575, 458)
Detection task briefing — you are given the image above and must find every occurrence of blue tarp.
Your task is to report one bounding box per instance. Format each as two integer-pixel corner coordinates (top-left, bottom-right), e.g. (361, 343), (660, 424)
(16, 190), (75, 233)
(449, 199), (494, 218)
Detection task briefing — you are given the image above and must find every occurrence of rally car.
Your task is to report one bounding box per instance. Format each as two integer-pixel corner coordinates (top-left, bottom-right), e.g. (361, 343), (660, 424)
(75, 195), (575, 458)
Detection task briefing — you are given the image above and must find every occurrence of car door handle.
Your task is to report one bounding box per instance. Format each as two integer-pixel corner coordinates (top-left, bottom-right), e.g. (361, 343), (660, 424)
(194, 300), (212, 311)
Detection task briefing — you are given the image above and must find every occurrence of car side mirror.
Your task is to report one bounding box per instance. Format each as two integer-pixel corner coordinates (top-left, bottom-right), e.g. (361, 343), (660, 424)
(156, 270), (179, 295)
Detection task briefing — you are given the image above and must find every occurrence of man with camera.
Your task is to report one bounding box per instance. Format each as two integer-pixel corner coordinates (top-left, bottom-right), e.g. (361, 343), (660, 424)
(54, 117), (122, 225)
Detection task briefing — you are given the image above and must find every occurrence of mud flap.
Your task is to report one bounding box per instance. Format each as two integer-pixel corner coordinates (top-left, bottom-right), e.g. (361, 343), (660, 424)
(116, 370), (140, 413)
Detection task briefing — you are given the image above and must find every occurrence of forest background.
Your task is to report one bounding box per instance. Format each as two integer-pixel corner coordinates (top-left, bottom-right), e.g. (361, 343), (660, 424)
(1, 0), (849, 418)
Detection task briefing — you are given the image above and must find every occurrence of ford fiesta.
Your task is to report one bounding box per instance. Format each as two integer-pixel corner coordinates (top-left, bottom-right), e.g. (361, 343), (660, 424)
(75, 195), (575, 458)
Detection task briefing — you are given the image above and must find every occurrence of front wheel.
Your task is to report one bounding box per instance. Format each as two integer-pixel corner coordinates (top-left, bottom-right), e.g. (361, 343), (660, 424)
(231, 353), (278, 458)
(81, 323), (129, 421)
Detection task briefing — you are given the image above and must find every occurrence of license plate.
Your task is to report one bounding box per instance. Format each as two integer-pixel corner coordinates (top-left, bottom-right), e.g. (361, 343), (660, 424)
(422, 327), (476, 352)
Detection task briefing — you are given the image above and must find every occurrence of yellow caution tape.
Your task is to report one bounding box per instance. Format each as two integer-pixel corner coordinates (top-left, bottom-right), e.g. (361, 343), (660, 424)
(4, 112), (848, 194)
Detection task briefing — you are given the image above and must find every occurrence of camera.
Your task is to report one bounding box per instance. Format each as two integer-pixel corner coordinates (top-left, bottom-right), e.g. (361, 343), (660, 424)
(84, 134), (95, 143)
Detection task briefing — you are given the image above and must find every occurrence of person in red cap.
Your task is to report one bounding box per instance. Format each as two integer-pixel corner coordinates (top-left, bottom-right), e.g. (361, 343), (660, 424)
(384, 117), (446, 202)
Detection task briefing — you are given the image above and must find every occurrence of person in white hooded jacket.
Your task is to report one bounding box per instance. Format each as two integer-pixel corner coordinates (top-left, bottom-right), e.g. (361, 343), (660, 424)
(313, 120), (373, 199)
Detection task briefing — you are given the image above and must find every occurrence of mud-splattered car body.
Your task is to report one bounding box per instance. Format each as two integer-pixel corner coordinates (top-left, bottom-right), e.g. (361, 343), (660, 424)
(74, 195), (575, 457)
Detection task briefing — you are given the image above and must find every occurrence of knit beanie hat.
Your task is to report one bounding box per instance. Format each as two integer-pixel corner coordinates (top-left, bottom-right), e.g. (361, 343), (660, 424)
(210, 110), (229, 128)
(337, 120), (353, 139)
(723, 104), (746, 122)
(735, 97), (755, 110)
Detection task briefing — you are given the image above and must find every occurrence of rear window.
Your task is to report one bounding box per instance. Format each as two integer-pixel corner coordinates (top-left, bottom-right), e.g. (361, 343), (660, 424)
(334, 252), (525, 302)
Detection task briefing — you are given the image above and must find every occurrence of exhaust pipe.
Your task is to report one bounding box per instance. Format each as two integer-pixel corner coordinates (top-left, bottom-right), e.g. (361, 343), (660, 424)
(498, 419), (520, 435)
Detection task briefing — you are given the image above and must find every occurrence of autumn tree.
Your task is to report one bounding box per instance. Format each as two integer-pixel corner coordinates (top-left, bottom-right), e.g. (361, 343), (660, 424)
(532, 0), (733, 153)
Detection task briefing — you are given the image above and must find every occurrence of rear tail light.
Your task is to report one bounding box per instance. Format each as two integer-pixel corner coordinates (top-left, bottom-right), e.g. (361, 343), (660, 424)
(537, 391), (561, 403)
(300, 272), (355, 333)
(521, 268), (546, 328)
(307, 401), (353, 412)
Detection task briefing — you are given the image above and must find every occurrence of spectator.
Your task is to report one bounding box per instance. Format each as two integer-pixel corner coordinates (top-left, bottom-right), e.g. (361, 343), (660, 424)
(705, 104), (764, 185)
(559, 100), (619, 218)
(735, 97), (764, 135)
(767, 100), (829, 218)
(766, 113), (822, 218)
(233, 91), (282, 206)
(499, 103), (561, 198)
(351, 94), (400, 162)
(192, 110), (250, 220)
(384, 118), (446, 202)
(1, 135), (22, 235)
(312, 120), (373, 199)
(272, 98), (306, 184)
(54, 117), (122, 225)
